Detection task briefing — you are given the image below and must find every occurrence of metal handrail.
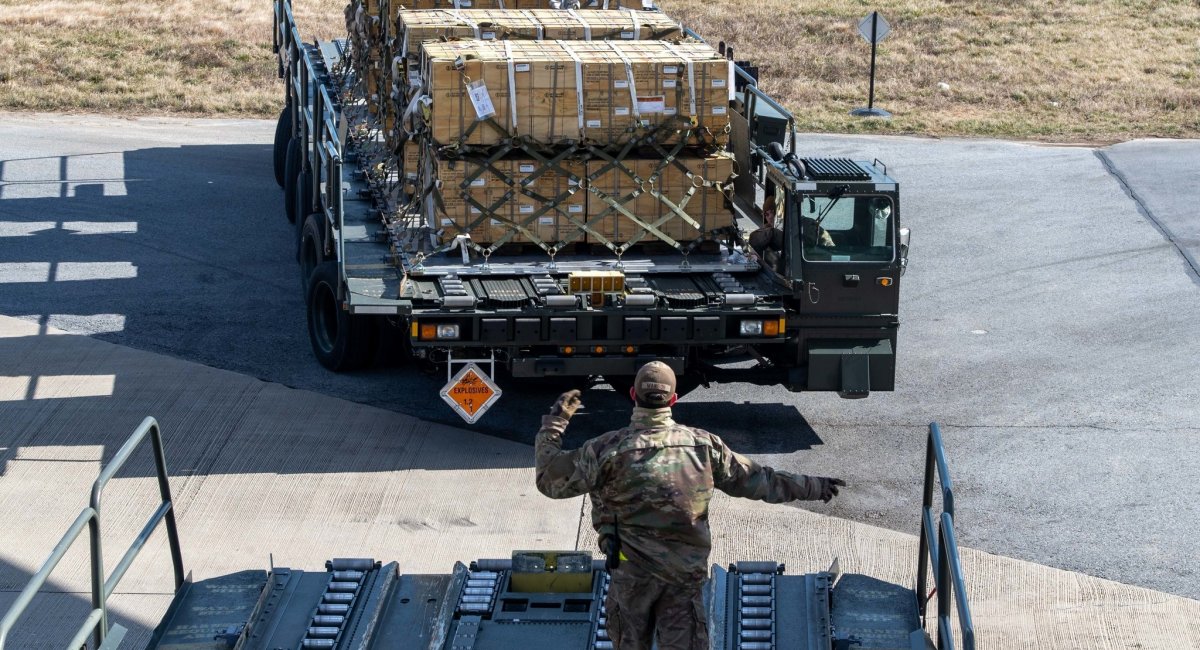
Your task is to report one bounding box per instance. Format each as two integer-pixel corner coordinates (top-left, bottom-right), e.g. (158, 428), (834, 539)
(915, 422), (975, 650)
(937, 513), (976, 650)
(0, 417), (185, 649)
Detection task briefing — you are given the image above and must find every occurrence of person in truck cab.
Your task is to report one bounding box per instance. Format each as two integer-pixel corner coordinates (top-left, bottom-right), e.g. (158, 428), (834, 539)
(533, 361), (846, 650)
(749, 192), (835, 270)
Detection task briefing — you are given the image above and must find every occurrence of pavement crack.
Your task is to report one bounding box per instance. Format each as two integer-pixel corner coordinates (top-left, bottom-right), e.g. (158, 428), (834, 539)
(1095, 149), (1200, 284)
(808, 421), (1200, 434)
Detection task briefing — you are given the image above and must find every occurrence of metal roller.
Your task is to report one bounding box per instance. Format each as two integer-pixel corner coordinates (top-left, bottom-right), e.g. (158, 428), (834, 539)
(332, 570), (364, 581)
(327, 558), (375, 571)
(741, 573), (773, 584)
(595, 642), (613, 650)
(741, 584), (771, 595)
(740, 629), (771, 641)
(597, 629), (609, 640)
(327, 581), (360, 592)
(316, 606), (350, 618)
(467, 571), (500, 580)
(463, 587), (494, 596)
(301, 641), (335, 649)
(734, 561), (779, 574)
(459, 602), (489, 613)
(461, 594), (491, 603)
(323, 593), (354, 603)
(312, 615), (345, 626)
(473, 559), (512, 572)
(739, 643), (771, 650)
(740, 606), (771, 617)
(741, 618), (770, 629)
(307, 626), (340, 638)
(741, 595), (771, 606)
(318, 604), (350, 615)
(466, 579), (496, 588)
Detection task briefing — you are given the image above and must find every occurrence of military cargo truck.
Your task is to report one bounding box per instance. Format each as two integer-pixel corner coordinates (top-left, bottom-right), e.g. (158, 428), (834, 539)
(272, 0), (911, 422)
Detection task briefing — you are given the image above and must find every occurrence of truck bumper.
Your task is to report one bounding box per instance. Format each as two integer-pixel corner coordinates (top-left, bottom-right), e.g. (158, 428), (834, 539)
(511, 355), (686, 378)
(805, 339), (895, 398)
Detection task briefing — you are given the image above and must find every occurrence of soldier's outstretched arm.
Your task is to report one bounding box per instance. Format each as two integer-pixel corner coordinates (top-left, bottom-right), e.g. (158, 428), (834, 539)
(710, 434), (845, 503)
(534, 391), (599, 499)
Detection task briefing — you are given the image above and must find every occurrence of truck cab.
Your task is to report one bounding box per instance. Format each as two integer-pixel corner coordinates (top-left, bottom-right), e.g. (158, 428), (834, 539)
(730, 97), (908, 397)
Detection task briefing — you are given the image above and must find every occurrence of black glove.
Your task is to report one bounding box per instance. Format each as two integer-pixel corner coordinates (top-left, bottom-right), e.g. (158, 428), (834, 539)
(601, 534), (621, 570)
(816, 477), (846, 503)
(549, 389), (583, 420)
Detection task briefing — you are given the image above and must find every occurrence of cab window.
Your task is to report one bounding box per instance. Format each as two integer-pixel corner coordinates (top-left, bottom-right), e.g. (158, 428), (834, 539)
(800, 195), (894, 263)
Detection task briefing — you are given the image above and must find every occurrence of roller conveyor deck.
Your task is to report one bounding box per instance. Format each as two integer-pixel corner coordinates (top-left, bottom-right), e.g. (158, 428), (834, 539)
(146, 557), (929, 650)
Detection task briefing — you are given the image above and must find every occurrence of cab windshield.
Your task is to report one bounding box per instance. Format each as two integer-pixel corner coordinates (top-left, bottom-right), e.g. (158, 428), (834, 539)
(801, 195), (895, 263)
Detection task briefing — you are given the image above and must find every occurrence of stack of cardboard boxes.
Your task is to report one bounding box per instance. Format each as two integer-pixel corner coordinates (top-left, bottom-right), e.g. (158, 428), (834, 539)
(388, 5), (736, 248)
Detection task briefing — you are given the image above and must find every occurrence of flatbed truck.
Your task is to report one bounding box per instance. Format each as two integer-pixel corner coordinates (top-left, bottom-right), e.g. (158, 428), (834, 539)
(271, 0), (911, 422)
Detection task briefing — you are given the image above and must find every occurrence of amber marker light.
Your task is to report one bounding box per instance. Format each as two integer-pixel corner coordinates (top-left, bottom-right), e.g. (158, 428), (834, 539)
(624, 345), (637, 354)
(592, 345), (607, 355)
(561, 346), (575, 355)
(419, 323), (437, 340)
(878, 277), (894, 287)
(410, 321), (419, 338)
(763, 318), (780, 337)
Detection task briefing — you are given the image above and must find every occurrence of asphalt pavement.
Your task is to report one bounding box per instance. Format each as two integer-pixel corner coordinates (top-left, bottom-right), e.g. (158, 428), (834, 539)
(1, 113), (1197, 599)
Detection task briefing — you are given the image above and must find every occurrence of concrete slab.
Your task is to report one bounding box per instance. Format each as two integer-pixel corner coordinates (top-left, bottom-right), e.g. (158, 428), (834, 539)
(3, 115), (1199, 598)
(2, 314), (1198, 649)
(1099, 139), (1200, 281)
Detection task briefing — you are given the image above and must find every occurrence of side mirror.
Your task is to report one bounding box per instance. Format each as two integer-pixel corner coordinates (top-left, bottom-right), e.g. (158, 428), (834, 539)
(898, 227), (911, 276)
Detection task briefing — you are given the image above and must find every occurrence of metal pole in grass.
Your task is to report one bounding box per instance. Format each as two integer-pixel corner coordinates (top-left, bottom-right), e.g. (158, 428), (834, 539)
(851, 11), (892, 118)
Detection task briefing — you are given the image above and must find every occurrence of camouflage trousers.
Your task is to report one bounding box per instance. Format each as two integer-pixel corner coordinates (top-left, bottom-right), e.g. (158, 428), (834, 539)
(605, 563), (708, 650)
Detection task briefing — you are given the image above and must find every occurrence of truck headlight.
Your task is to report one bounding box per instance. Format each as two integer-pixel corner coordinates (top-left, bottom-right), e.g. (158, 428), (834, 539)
(739, 319), (764, 336)
(436, 323), (461, 340)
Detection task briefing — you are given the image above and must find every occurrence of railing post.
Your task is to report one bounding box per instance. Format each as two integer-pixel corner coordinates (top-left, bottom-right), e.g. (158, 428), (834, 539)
(916, 424), (936, 620)
(150, 423), (186, 589)
(90, 497), (107, 648)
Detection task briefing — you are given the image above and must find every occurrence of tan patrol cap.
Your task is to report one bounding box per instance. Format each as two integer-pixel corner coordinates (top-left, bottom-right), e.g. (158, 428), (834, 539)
(634, 361), (677, 406)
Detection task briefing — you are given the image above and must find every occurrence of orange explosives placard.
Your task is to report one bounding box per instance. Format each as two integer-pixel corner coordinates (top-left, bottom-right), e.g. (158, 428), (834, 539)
(440, 363), (502, 424)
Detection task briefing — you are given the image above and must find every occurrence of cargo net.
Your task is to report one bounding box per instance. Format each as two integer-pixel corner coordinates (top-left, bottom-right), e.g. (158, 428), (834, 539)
(387, 127), (738, 271)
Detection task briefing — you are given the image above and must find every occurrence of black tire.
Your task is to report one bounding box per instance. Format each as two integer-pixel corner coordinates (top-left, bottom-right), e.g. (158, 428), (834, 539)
(294, 169), (314, 253)
(273, 106), (291, 188)
(306, 261), (374, 371)
(299, 213), (327, 290)
(283, 138), (300, 223)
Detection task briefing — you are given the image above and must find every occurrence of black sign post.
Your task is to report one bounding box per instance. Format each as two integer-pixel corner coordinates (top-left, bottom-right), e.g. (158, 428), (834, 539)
(850, 11), (892, 118)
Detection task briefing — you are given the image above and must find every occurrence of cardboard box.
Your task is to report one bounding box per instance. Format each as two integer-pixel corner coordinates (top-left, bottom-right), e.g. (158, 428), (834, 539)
(395, 9), (683, 58)
(419, 40), (730, 148)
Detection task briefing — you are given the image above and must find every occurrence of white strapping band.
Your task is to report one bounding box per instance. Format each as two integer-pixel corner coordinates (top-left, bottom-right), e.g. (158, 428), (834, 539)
(452, 9), (480, 38)
(608, 41), (640, 122)
(663, 41), (696, 117)
(563, 42), (586, 132)
(568, 9), (592, 40)
(504, 40), (518, 130)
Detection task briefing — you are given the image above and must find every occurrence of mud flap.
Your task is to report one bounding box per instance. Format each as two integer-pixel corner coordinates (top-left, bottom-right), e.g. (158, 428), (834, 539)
(805, 339), (895, 396)
(840, 353), (871, 399)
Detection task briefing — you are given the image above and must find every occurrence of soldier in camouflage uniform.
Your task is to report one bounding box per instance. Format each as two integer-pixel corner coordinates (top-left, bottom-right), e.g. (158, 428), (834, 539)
(535, 361), (846, 650)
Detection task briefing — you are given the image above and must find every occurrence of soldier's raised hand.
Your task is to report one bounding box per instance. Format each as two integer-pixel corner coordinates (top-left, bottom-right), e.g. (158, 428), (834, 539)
(550, 390), (583, 420)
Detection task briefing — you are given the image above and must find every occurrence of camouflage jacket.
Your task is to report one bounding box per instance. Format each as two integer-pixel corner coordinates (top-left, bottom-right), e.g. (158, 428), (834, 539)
(535, 407), (825, 585)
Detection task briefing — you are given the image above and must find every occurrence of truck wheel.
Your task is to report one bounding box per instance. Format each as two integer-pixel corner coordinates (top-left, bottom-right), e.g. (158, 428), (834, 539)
(283, 138), (300, 223)
(273, 106), (291, 188)
(306, 261), (373, 371)
(299, 213), (327, 290)
(294, 170), (314, 255)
